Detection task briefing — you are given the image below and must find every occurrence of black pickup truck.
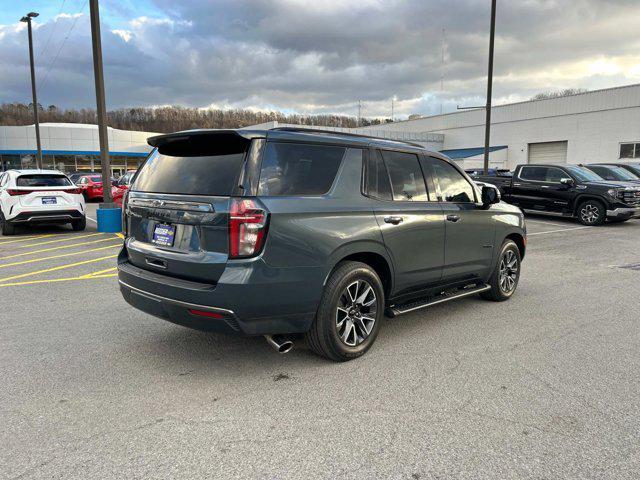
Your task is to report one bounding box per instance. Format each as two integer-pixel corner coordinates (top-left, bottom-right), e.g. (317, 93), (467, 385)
(472, 164), (640, 225)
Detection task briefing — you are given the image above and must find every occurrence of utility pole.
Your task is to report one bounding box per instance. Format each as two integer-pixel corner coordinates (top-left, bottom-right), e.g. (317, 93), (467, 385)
(20, 12), (43, 169)
(357, 100), (362, 128)
(483, 0), (497, 175)
(391, 97), (394, 122)
(89, 0), (113, 204)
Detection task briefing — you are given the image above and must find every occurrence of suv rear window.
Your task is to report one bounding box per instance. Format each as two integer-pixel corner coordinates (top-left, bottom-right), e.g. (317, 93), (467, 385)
(16, 174), (71, 187)
(133, 135), (249, 195)
(258, 142), (345, 196)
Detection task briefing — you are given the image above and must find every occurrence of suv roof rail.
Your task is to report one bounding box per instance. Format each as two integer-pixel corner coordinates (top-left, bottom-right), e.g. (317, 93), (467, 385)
(269, 126), (426, 149)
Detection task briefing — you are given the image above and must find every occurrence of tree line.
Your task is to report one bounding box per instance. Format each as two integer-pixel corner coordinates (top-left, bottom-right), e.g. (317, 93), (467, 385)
(0, 103), (390, 133)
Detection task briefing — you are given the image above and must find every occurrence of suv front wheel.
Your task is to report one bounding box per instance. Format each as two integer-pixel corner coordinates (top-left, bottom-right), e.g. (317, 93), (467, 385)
(481, 240), (521, 302)
(306, 261), (385, 362)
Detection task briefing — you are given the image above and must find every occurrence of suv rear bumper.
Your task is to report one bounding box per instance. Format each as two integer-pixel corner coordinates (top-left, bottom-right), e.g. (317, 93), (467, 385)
(117, 249), (324, 336)
(607, 207), (640, 219)
(8, 209), (84, 224)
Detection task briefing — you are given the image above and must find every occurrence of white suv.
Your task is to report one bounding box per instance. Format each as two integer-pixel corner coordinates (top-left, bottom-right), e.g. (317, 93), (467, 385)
(0, 169), (86, 235)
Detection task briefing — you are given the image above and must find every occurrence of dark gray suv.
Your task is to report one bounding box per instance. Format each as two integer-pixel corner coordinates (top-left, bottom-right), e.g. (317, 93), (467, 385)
(118, 128), (526, 361)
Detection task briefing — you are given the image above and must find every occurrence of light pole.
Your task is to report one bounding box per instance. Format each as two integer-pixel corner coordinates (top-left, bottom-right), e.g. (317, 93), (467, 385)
(89, 0), (121, 232)
(20, 12), (43, 170)
(88, 0), (113, 205)
(483, 0), (497, 175)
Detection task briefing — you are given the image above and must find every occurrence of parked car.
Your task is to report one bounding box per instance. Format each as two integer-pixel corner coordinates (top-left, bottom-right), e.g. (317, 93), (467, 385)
(111, 170), (136, 206)
(583, 164), (640, 183)
(591, 162), (640, 178)
(0, 169), (86, 235)
(473, 164), (640, 225)
(118, 128), (526, 361)
(76, 174), (104, 201)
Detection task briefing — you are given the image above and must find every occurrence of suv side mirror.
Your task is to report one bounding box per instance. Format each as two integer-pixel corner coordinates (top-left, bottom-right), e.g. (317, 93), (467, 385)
(560, 177), (574, 186)
(481, 184), (501, 206)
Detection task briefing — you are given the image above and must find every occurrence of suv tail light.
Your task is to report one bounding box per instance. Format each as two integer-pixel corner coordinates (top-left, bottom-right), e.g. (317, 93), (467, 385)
(6, 189), (30, 196)
(228, 198), (269, 258)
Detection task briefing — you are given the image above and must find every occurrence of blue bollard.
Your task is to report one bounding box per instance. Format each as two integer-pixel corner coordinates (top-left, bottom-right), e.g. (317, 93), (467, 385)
(97, 207), (122, 233)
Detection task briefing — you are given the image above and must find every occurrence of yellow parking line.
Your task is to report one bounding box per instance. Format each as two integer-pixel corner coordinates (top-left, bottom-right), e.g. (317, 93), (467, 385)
(80, 266), (117, 278)
(0, 244), (121, 269)
(115, 233), (124, 239)
(0, 254), (118, 284)
(18, 232), (104, 248)
(0, 273), (117, 288)
(0, 234), (59, 244)
(0, 237), (117, 260)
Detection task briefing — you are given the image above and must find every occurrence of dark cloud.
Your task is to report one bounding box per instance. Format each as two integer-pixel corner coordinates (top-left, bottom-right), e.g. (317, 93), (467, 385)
(1, 0), (639, 118)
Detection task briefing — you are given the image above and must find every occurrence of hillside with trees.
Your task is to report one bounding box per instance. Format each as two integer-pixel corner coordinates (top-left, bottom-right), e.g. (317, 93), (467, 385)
(0, 103), (388, 133)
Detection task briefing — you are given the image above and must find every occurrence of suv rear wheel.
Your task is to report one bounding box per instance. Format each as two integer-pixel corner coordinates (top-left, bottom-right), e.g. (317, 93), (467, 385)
(577, 199), (606, 226)
(306, 261), (384, 362)
(71, 216), (86, 231)
(481, 240), (521, 302)
(0, 212), (16, 236)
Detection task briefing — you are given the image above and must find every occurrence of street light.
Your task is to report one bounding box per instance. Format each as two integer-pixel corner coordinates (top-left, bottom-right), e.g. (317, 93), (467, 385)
(482, 0), (497, 175)
(20, 12), (43, 170)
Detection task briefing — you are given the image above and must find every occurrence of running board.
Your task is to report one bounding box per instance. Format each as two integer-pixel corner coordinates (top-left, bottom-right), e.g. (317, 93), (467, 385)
(388, 284), (491, 317)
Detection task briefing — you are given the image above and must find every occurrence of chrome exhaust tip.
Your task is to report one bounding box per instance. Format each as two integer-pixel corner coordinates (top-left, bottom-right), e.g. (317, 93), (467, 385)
(264, 335), (294, 354)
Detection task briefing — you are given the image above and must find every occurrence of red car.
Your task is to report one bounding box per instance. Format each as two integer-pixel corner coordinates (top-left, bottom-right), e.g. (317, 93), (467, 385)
(76, 174), (104, 201)
(111, 170), (136, 206)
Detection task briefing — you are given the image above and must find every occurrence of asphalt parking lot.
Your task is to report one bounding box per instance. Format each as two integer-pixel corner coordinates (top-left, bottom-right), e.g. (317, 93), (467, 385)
(1, 207), (639, 479)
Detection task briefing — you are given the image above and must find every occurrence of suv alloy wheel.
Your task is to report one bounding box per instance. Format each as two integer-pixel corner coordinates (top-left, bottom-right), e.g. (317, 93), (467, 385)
(577, 199), (606, 226)
(306, 261), (385, 361)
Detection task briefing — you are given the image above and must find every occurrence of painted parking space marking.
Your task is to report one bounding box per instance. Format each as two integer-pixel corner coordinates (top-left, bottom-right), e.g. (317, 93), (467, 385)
(0, 237), (120, 260)
(0, 233), (75, 245)
(0, 244), (121, 269)
(17, 232), (105, 248)
(525, 219), (576, 228)
(528, 226), (591, 236)
(86, 216), (97, 223)
(0, 272), (117, 288)
(0, 254), (118, 284)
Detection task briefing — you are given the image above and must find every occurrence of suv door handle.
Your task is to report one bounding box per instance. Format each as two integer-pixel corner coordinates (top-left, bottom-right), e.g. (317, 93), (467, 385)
(384, 216), (404, 225)
(446, 214), (461, 223)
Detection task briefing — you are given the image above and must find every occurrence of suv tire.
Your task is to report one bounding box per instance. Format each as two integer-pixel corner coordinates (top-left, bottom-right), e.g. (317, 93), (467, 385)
(71, 216), (86, 231)
(577, 199), (606, 226)
(481, 239), (521, 302)
(306, 261), (385, 362)
(0, 212), (16, 236)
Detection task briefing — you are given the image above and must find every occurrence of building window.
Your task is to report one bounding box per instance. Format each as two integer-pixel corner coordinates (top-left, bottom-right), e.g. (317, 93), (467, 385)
(620, 142), (640, 159)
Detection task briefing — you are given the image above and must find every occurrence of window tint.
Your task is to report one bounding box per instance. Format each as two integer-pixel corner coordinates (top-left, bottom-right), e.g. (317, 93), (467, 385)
(431, 158), (475, 203)
(16, 174), (72, 187)
(545, 168), (565, 182)
(519, 166), (548, 182)
(380, 151), (428, 201)
(365, 150), (392, 200)
(258, 143), (345, 196)
(134, 144), (246, 196)
(620, 143), (635, 158)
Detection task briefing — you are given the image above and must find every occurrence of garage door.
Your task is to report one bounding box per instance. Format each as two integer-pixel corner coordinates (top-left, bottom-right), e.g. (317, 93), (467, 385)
(528, 141), (568, 164)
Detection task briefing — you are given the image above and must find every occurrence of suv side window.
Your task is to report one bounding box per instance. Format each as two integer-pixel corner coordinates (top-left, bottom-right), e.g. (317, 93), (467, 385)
(364, 150), (392, 200)
(258, 142), (346, 196)
(380, 150), (428, 201)
(430, 158), (476, 203)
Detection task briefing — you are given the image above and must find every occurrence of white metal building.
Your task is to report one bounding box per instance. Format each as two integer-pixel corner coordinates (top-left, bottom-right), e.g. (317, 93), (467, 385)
(0, 123), (158, 176)
(360, 83), (640, 169)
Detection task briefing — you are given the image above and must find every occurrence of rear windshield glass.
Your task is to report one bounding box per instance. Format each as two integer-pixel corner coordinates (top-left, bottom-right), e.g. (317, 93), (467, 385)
(88, 176), (102, 182)
(258, 142), (345, 196)
(17, 174), (71, 187)
(133, 135), (249, 195)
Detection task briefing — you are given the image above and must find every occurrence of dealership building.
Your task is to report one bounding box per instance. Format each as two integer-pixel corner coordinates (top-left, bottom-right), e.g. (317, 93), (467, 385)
(359, 83), (640, 169)
(0, 123), (157, 176)
(2, 84), (639, 174)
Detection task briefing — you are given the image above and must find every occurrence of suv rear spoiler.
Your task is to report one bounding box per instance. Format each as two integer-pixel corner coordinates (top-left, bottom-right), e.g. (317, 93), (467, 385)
(147, 129), (266, 148)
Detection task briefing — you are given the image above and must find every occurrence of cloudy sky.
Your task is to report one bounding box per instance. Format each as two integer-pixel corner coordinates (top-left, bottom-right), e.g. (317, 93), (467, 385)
(1, 0), (640, 118)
